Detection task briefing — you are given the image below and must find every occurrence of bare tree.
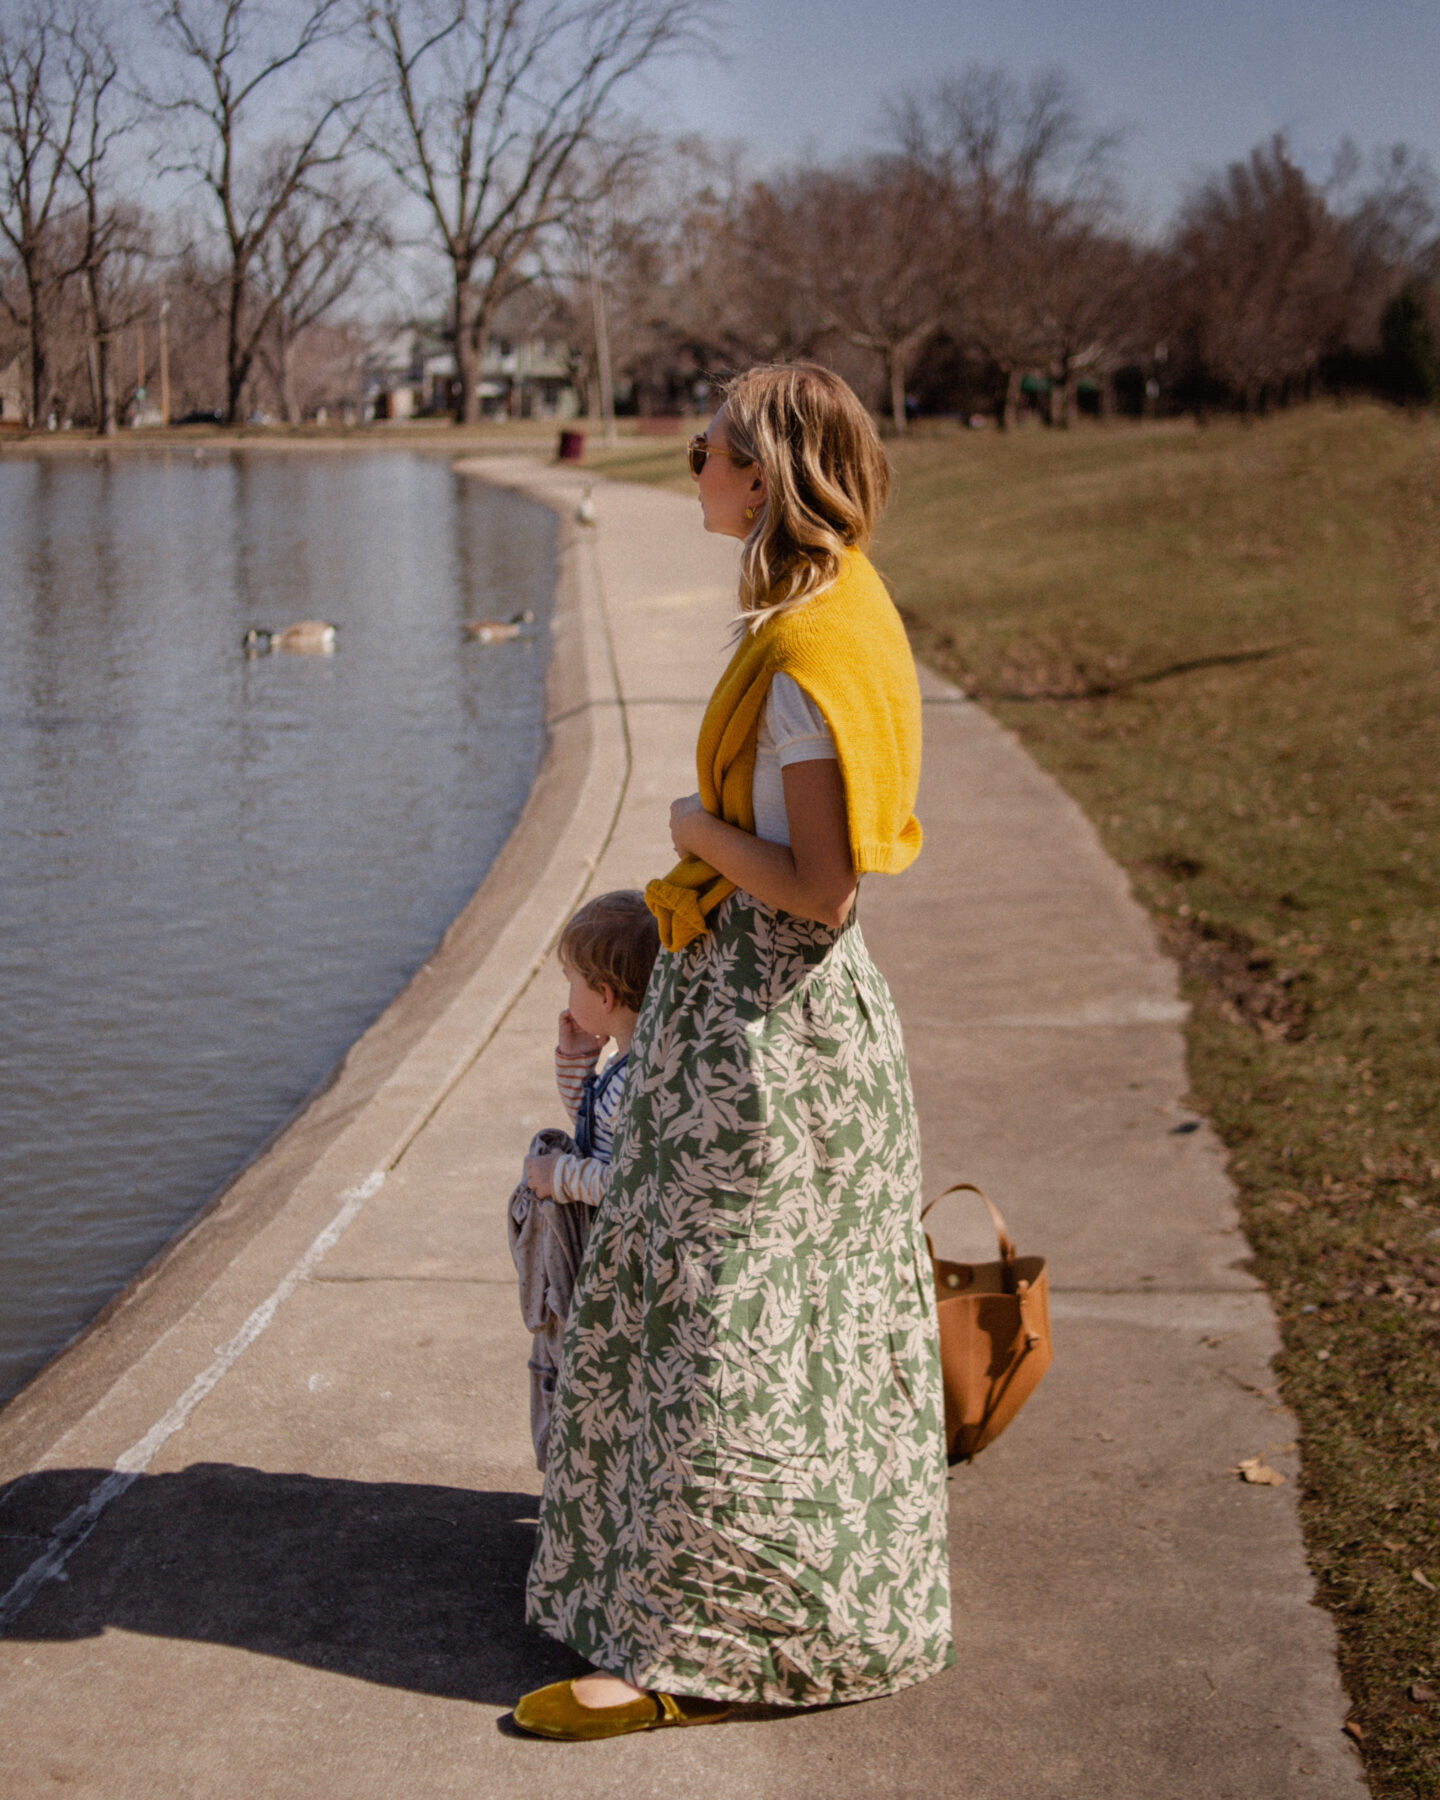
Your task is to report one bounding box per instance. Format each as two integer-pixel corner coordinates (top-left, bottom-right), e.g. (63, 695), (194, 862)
(527, 135), (663, 430)
(61, 10), (155, 434)
(667, 147), (824, 375)
(1333, 139), (1439, 278)
(76, 202), (153, 431)
(156, 241), (229, 414)
(254, 175), (388, 419)
(745, 157), (950, 432)
(0, 5), (87, 424)
(149, 0), (365, 422)
(1034, 220), (1145, 424)
(893, 65), (1125, 426)
(892, 64), (1121, 219)
(549, 208), (649, 431)
(362, 0), (709, 423)
(1171, 135), (1352, 410)
(538, 138), (730, 427)
(1329, 140), (1440, 360)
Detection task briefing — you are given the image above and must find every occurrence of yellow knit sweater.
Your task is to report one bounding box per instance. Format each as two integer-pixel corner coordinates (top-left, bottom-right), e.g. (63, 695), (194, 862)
(645, 549), (923, 952)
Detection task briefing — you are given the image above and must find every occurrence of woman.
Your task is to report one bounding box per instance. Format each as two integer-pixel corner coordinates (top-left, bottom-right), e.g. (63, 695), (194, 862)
(515, 364), (954, 1739)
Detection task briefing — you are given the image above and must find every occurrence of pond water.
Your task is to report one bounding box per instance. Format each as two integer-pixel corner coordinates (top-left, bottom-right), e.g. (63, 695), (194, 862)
(0, 449), (554, 1403)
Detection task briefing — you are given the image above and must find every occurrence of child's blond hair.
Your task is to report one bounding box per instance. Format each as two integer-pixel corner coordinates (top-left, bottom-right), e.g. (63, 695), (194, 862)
(558, 890), (660, 1013)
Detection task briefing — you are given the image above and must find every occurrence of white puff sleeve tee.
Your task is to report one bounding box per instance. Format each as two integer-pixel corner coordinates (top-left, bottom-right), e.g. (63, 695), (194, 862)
(751, 672), (838, 846)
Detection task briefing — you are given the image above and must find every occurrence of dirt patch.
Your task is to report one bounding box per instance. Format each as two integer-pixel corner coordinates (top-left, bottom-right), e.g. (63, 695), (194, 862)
(1158, 913), (1312, 1043)
(1149, 850), (1206, 882)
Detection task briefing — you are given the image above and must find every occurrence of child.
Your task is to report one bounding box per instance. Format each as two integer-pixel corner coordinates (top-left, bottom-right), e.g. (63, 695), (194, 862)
(507, 889), (659, 1470)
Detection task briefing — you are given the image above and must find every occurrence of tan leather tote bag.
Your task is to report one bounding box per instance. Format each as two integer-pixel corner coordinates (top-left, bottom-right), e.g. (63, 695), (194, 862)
(922, 1183), (1053, 1464)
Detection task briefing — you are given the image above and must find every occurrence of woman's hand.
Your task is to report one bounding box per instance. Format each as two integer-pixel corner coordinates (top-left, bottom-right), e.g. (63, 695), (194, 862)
(525, 1149), (560, 1199)
(669, 792), (707, 856)
(557, 1008), (605, 1058)
(664, 760), (857, 929)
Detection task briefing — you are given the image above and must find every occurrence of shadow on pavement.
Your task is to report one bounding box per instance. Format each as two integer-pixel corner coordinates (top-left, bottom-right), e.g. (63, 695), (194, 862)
(0, 1463), (587, 1705)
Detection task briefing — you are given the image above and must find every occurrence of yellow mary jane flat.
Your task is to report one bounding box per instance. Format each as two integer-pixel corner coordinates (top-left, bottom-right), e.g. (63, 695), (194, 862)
(512, 1679), (733, 1740)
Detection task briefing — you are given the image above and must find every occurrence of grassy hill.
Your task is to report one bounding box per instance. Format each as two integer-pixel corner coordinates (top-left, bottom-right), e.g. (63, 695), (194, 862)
(880, 406), (1440, 1794)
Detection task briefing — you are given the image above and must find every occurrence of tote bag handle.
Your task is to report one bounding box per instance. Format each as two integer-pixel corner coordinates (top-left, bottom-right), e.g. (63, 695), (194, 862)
(920, 1181), (1017, 1267)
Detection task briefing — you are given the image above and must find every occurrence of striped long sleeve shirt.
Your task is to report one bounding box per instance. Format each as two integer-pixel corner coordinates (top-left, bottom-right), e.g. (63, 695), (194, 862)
(550, 1046), (629, 1208)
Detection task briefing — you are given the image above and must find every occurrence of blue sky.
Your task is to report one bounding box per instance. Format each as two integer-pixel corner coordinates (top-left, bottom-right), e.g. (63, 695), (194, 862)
(636, 0), (1440, 228)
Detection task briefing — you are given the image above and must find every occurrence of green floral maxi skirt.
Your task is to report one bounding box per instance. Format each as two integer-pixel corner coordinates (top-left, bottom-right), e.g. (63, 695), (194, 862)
(525, 893), (955, 1706)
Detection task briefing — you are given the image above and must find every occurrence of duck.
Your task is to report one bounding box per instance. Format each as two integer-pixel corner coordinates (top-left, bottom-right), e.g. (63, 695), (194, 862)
(242, 620), (338, 655)
(575, 483), (597, 526)
(462, 609), (534, 644)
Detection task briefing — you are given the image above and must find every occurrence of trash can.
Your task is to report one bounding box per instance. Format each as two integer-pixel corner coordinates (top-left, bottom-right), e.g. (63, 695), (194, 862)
(557, 429), (586, 462)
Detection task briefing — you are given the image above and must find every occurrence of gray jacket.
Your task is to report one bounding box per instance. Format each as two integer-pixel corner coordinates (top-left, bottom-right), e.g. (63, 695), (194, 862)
(507, 1127), (597, 1471)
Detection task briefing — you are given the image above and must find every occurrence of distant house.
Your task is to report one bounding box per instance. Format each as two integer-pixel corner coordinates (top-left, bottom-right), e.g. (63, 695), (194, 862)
(0, 355), (27, 426)
(362, 328), (577, 421)
(479, 334), (576, 419)
(362, 329), (422, 419)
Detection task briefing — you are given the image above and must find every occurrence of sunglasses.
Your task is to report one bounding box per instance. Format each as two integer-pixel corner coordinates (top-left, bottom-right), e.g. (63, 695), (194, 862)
(687, 435), (753, 479)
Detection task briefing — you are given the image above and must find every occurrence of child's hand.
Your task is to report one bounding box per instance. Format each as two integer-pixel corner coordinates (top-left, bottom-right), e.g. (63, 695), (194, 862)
(525, 1150), (560, 1199)
(557, 1008), (606, 1058)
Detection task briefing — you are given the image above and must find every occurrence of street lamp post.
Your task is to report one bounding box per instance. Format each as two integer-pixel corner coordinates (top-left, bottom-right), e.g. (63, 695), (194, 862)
(159, 294), (171, 426)
(585, 235), (617, 448)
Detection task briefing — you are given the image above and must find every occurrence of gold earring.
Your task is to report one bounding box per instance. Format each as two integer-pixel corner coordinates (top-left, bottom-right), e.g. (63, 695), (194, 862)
(745, 505), (756, 521)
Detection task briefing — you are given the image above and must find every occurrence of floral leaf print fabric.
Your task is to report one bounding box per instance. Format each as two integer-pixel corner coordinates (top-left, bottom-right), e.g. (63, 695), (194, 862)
(525, 893), (955, 1706)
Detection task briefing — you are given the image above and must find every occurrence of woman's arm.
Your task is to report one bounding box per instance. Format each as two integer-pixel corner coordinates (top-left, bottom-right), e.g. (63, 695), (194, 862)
(670, 758), (858, 928)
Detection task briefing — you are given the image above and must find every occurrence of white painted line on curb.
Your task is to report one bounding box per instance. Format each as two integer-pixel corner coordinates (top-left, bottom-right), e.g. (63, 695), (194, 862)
(975, 999), (1191, 1028)
(0, 1170), (385, 1634)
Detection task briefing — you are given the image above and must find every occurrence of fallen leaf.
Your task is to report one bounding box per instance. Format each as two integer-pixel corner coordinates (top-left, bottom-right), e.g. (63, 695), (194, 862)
(1235, 1456), (1286, 1486)
(1409, 1682), (1437, 1704)
(1412, 1568), (1437, 1592)
(1096, 1431), (1115, 1442)
(1383, 1540), (1406, 1553)
(1343, 1719), (1365, 1744)
(1221, 1371), (1279, 1398)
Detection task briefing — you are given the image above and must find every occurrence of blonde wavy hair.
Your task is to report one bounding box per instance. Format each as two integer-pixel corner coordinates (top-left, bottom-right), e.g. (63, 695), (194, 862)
(719, 362), (890, 631)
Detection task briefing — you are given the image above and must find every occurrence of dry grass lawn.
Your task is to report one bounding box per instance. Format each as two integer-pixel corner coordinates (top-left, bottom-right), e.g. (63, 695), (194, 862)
(882, 406), (1440, 1800)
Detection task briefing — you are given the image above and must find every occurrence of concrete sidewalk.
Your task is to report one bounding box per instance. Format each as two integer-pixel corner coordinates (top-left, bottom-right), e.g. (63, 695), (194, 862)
(0, 462), (1364, 1798)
